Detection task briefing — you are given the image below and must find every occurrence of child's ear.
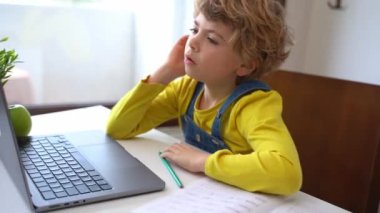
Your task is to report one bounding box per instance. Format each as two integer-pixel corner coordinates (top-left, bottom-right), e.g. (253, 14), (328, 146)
(236, 60), (257, 77)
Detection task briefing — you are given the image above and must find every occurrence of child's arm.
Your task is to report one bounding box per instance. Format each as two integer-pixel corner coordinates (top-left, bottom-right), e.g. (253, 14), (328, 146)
(204, 91), (303, 195)
(162, 91), (302, 196)
(106, 36), (189, 139)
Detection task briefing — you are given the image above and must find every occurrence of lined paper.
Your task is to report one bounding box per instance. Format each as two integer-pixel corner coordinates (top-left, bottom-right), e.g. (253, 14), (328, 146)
(134, 178), (287, 213)
(133, 177), (350, 213)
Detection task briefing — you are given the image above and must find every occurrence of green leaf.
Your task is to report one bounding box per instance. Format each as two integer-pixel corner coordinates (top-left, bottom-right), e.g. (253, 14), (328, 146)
(0, 37), (20, 86)
(0, 37), (8, 43)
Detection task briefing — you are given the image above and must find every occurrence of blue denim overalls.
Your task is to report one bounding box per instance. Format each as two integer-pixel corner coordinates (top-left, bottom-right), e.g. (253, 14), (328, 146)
(180, 80), (271, 153)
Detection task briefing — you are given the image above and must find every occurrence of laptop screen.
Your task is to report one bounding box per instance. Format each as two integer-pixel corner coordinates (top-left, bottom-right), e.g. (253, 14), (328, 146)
(0, 86), (34, 210)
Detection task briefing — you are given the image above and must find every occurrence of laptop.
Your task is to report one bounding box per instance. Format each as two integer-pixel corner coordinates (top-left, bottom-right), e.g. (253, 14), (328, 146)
(0, 85), (165, 212)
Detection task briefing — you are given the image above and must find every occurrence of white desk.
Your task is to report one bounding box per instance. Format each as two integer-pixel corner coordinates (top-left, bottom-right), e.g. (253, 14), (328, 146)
(0, 106), (350, 212)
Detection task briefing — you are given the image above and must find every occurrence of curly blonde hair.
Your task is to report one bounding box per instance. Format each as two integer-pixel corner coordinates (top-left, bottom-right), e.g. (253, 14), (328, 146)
(194, 0), (293, 81)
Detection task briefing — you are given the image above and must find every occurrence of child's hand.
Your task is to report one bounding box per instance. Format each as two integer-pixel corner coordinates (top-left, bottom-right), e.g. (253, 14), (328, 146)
(148, 35), (189, 84)
(161, 143), (210, 173)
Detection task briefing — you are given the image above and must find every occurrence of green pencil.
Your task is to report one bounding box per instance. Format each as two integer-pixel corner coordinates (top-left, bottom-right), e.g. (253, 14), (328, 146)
(159, 152), (183, 188)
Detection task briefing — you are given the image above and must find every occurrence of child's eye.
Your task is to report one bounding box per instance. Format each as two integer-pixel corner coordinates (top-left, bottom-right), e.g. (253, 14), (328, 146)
(189, 28), (198, 34)
(207, 37), (219, 45)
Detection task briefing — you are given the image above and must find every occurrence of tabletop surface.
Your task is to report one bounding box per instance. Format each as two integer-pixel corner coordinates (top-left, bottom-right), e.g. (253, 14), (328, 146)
(0, 106), (350, 212)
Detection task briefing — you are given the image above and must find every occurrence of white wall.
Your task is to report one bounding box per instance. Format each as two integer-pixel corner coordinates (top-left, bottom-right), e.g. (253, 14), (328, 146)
(2, 0), (378, 106)
(0, 2), (135, 104)
(0, 0), (193, 105)
(284, 0), (380, 86)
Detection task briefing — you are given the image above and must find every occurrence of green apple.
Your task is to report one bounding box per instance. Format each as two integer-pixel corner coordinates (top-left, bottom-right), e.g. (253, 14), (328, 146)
(9, 104), (32, 137)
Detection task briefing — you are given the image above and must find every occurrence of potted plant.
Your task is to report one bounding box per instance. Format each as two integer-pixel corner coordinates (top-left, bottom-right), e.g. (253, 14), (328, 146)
(1, 37), (32, 136)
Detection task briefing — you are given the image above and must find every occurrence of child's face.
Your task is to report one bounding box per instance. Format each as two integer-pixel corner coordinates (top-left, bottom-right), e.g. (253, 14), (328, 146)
(184, 13), (245, 86)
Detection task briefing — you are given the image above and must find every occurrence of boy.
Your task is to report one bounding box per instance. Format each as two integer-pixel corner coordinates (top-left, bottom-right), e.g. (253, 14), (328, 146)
(107, 0), (302, 195)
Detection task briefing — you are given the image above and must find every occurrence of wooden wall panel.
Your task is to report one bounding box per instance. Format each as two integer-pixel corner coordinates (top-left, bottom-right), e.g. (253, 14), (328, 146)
(263, 71), (380, 213)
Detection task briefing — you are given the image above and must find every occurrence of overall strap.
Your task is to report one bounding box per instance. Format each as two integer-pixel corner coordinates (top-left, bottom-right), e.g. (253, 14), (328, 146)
(211, 80), (271, 140)
(186, 82), (204, 119)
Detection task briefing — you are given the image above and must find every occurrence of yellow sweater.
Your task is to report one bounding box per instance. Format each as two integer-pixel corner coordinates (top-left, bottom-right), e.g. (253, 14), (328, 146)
(106, 76), (302, 195)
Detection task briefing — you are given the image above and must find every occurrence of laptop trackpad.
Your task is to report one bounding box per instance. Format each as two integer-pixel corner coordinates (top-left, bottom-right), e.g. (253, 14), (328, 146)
(77, 143), (141, 171)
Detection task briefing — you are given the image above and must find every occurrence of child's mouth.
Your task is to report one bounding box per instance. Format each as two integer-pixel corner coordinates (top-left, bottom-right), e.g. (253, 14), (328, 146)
(184, 56), (195, 65)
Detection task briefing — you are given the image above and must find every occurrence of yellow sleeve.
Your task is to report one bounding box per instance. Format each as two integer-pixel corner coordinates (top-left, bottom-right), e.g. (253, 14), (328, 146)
(204, 91), (302, 195)
(106, 77), (179, 139)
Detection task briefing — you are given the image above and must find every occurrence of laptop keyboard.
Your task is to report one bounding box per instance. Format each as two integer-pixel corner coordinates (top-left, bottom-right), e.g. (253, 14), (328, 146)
(19, 135), (112, 200)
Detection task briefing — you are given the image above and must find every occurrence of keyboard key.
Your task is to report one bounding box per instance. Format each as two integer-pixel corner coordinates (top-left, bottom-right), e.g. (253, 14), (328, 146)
(100, 184), (112, 190)
(31, 158), (42, 163)
(52, 186), (64, 193)
(56, 160), (66, 165)
(96, 180), (107, 185)
(43, 158), (54, 163)
(68, 176), (80, 181)
(92, 175), (103, 181)
(58, 149), (69, 154)
(27, 169), (38, 174)
(50, 166), (60, 171)
(58, 178), (70, 184)
(36, 181), (48, 188)
(34, 161), (45, 167)
(38, 151), (49, 156)
(42, 191), (56, 200)
(66, 171), (76, 177)
(52, 170), (63, 175)
(64, 156), (74, 161)
(40, 169), (51, 175)
(62, 183), (74, 189)
(72, 180), (83, 186)
(20, 157), (29, 162)
(81, 176), (92, 182)
(76, 184), (90, 194)
(55, 174), (66, 180)
(46, 178), (58, 184)
(29, 173), (41, 179)
(52, 156), (63, 161)
(36, 165), (48, 171)
(55, 191), (68, 198)
(67, 160), (77, 165)
(49, 182), (60, 188)
(41, 155), (52, 160)
(59, 163), (70, 169)
(78, 172), (89, 178)
(84, 180), (96, 186)
(22, 161), (33, 166)
(32, 177), (44, 183)
(46, 162), (57, 167)
(65, 187), (79, 196)
(50, 153), (60, 158)
(73, 168), (85, 173)
(24, 165), (36, 170)
(88, 185), (101, 192)
(42, 173), (54, 179)
(71, 164), (81, 169)
(62, 168), (73, 173)
(88, 171), (100, 177)
(39, 186), (51, 192)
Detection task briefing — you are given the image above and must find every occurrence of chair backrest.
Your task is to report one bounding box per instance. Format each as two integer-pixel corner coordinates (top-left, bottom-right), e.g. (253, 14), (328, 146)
(263, 70), (380, 213)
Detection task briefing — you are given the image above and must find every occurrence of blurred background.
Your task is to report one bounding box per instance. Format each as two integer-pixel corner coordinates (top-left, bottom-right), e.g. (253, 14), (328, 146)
(0, 0), (379, 106)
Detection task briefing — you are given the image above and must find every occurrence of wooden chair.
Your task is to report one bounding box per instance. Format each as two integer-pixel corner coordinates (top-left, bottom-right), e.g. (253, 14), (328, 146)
(263, 70), (380, 213)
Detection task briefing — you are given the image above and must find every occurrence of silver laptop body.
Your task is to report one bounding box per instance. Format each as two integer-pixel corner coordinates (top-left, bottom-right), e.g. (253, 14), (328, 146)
(0, 85), (165, 212)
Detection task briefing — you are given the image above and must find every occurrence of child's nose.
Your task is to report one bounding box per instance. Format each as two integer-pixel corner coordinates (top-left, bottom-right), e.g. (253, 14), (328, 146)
(188, 35), (199, 52)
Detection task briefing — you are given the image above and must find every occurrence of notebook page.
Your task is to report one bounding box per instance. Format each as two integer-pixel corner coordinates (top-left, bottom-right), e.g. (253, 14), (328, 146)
(133, 177), (286, 213)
